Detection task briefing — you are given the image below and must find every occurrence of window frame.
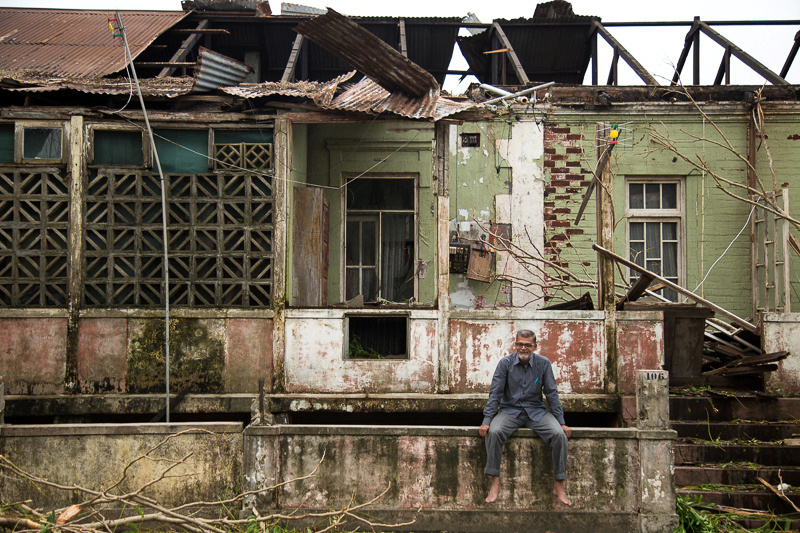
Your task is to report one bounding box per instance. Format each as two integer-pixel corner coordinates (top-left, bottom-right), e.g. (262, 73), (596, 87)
(14, 121), (67, 165)
(624, 176), (685, 300)
(342, 173), (419, 304)
(344, 312), (410, 360)
(87, 124), (150, 168)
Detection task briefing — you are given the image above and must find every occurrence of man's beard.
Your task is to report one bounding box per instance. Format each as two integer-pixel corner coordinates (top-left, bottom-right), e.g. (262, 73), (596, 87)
(518, 354), (531, 363)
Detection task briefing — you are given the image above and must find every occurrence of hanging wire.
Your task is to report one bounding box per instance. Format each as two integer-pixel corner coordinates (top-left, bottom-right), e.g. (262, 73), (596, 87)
(114, 12), (172, 423)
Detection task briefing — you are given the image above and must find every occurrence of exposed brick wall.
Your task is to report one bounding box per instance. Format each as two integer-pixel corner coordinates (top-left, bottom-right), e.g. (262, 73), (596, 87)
(542, 122), (597, 304)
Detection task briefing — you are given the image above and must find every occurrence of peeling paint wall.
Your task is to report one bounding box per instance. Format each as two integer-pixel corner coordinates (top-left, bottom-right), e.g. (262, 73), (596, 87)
(284, 309), (437, 393)
(763, 313), (800, 395)
(448, 311), (605, 394)
(616, 311), (665, 395)
(0, 318), (67, 394)
(449, 119), (545, 310)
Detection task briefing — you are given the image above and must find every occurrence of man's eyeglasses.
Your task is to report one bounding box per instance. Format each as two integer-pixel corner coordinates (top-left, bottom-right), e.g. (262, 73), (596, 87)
(516, 342), (535, 348)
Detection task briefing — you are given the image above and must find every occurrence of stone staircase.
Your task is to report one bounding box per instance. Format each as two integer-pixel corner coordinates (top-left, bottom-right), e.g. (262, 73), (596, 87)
(671, 395), (800, 530)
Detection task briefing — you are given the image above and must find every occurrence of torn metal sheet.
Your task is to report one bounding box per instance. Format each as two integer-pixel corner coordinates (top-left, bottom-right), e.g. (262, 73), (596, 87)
(324, 77), (478, 120)
(0, 70), (195, 97)
(0, 9), (188, 77)
(222, 70), (355, 106)
(294, 8), (439, 98)
(194, 46), (254, 92)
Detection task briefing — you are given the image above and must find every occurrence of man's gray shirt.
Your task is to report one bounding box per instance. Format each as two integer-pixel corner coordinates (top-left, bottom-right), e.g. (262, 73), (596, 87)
(482, 352), (566, 426)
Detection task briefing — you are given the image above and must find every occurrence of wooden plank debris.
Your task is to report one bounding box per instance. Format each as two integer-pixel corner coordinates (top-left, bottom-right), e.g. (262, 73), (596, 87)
(593, 244), (758, 333)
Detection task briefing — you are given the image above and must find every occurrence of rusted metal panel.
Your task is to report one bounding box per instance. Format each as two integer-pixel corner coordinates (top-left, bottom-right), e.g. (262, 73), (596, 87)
(762, 312), (800, 395)
(0, 318), (67, 394)
(616, 311), (664, 395)
(0, 9), (188, 77)
(294, 9), (439, 98)
(222, 70), (354, 104)
(0, 70), (195, 96)
(226, 318), (273, 393)
(283, 312), (437, 393)
(324, 77), (477, 120)
(77, 318), (128, 393)
(448, 315), (605, 394)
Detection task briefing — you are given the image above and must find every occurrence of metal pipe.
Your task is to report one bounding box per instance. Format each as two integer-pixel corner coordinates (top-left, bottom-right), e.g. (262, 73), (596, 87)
(117, 12), (171, 423)
(479, 83), (513, 97)
(482, 81), (555, 106)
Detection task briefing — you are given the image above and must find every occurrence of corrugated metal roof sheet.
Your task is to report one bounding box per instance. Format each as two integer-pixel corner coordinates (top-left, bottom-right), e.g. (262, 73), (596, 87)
(323, 77), (476, 120)
(194, 46), (253, 92)
(0, 69), (194, 97)
(221, 70), (354, 105)
(0, 9), (188, 77)
(294, 9), (440, 98)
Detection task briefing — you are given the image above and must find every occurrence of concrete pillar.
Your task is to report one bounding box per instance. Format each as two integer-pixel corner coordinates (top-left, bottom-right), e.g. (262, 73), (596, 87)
(636, 369), (669, 430)
(636, 369), (678, 532)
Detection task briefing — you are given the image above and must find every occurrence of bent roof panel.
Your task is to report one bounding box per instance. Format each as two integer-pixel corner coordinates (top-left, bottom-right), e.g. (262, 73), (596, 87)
(0, 9), (188, 77)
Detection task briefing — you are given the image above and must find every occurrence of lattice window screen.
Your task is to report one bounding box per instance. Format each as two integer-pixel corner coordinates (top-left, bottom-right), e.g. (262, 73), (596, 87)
(213, 143), (273, 172)
(0, 168), (70, 307)
(83, 171), (273, 308)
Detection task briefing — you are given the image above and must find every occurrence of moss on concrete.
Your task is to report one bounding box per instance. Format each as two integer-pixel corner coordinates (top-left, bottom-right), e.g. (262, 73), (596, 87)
(126, 318), (225, 393)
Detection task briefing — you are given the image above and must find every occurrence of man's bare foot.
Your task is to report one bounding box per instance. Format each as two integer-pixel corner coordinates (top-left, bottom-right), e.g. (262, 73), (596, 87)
(553, 480), (572, 506)
(485, 475), (500, 503)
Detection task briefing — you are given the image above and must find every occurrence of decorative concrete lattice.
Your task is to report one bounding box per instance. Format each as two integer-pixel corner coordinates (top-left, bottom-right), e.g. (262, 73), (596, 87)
(214, 143), (273, 172)
(83, 170), (273, 308)
(0, 169), (69, 307)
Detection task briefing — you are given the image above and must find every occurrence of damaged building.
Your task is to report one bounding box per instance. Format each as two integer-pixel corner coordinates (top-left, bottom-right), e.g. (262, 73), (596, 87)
(0, 1), (798, 531)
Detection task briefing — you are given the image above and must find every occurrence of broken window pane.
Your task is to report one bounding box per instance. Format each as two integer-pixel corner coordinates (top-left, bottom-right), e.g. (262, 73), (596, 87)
(347, 315), (408, 359)
(23, 128), (61, 160)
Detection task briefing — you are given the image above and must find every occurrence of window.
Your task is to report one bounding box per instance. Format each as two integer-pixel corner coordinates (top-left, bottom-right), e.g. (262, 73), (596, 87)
(91, 128), (146, 166)
(626, 179), (683, 301)
(346, 315), (408, 359)
(344, 176), (416, 303)
(23, 127), (62, 160)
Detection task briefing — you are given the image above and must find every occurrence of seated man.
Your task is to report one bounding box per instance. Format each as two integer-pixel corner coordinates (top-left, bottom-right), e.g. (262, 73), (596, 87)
(478, 329), (572, 505)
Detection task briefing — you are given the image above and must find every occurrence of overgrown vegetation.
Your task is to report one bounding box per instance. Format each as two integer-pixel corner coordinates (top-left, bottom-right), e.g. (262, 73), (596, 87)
(675, 494), (794, 532)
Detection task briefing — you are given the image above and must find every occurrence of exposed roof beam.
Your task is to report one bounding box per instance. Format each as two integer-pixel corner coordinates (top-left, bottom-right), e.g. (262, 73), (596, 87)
(492, 22), (529, 85)
(281, 33), (305, 83)
(593, 20), (658, 86)
(671, 20), (700, 85)
(713, 46), (731, 85)
(398, 18), (408, 58)
(696, 19), (789, 85)
(173, 28), (230, 34)
(158, 19), (209, 78)
(780, 30), (800, 79)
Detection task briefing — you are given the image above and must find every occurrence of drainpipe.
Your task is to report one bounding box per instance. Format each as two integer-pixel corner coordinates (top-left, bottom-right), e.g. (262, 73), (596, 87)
(482, 81), (555, 110)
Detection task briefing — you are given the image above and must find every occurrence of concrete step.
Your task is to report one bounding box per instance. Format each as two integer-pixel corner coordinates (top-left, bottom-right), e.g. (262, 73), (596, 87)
(669, 396), (800, 422)
(676, 466), (800, 486)
(670, 420), (800, 442)
(678, 489), (800, 516)
(675, 443), (800, 466)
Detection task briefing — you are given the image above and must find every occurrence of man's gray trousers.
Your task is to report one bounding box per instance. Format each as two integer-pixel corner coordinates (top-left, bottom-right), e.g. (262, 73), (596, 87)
(484, 410), (568, 480)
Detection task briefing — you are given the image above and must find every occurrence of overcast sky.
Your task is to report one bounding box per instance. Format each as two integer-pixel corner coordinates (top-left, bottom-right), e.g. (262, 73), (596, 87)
(2, 0), (799, 92)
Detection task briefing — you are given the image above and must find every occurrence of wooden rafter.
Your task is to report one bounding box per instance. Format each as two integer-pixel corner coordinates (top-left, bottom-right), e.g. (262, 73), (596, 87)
(780, 30), (800, 79)
(281, 34), (305, 83)
(398, 18), (408, 58)
(158, 19), (209, 78)
(492, 22), (529, 85)
(593, 20), (658, 86)
(696, 20), (789, 85)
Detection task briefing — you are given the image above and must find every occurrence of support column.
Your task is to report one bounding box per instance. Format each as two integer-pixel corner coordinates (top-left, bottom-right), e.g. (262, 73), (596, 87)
(636, 369), (678, 533)
(434, 122), (451, 393)
(595, 122), (617, 393)
(65, 115), (85, 393)
(272, 116), (289, 393)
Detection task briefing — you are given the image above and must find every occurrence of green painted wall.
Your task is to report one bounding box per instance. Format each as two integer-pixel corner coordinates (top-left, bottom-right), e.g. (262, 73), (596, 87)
(297, 121), (436, 305)
(449, 120), (516, 309)
(545, 106), (800, 320)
